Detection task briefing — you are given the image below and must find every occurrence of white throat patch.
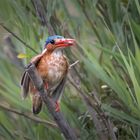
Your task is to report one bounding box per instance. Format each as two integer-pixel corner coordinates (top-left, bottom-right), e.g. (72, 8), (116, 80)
(52, 48), (63, 57)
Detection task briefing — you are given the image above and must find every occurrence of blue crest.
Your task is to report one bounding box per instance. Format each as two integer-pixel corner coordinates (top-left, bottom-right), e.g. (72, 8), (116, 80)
(45, 35), (64, 45)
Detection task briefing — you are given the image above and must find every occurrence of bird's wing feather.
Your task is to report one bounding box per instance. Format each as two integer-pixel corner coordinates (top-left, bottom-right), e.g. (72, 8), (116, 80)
(51, 75), (67, 102)
(21, 72), (30, 99)
(20, 52), (45, 99)
(20, 70), (26, 86)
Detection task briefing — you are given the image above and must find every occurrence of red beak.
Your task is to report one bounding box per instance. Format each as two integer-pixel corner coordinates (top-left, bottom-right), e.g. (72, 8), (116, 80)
(55, 38), (75, 48)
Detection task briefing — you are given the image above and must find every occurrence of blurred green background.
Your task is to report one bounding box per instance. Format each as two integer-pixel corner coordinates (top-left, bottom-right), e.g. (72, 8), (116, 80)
(1, 0), (140, 139)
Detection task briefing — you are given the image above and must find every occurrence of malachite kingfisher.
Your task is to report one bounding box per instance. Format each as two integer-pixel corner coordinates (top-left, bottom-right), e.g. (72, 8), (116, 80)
(20, 35), (75, 114)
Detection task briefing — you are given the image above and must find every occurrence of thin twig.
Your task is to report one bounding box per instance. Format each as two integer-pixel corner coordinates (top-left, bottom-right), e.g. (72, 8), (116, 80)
(27, 64), (77, 140)
(91, 91), (117, 140)
(31, 0), (55, 35)
(4, 36), (24, 68)
(69, 60), (79, 69)
(0, 23), (38, 54)
(68, 77), (117, 140)
(68, 77), (108, 140)
(0, 103), (57, 128)
(77, 0), (103, 46)
(13, 131), (31, 140)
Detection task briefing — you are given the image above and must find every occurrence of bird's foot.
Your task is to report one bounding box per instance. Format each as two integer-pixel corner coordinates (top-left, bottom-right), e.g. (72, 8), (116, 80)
(55, 101), (60, 112)
(44, 83), (48, 90)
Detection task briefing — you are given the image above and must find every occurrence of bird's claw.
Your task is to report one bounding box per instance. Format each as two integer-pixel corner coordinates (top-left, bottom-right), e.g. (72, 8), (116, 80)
(45, 83), (48, 90)
(55, 101), (60, 112)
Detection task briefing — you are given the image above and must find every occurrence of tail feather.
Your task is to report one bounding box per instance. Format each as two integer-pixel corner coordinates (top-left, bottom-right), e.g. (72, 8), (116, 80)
(21, 72), (30, 99)
(32, 93), (42, 114)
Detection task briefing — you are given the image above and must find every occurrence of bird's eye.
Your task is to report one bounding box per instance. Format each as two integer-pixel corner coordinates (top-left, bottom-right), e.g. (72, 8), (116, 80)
(50, 40), (55, 44)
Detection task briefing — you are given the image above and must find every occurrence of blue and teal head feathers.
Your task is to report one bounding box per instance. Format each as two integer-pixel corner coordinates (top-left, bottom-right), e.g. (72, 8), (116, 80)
(43, 35), (75, 50)
(45, 35), (64, 46)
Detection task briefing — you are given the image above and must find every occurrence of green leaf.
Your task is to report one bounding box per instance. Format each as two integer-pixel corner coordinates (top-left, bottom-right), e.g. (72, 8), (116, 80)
(17, 53), (28, 59)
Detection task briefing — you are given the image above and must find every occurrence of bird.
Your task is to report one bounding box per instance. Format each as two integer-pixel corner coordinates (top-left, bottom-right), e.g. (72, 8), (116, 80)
(20, 35), (75, 114)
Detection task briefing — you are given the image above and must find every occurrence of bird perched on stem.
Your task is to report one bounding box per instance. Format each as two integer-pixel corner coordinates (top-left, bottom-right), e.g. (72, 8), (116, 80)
(20, 35), (75, 114)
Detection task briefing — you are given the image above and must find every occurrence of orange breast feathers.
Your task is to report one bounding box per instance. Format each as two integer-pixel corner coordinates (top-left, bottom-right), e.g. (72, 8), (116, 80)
(36, 52), (69, 88)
